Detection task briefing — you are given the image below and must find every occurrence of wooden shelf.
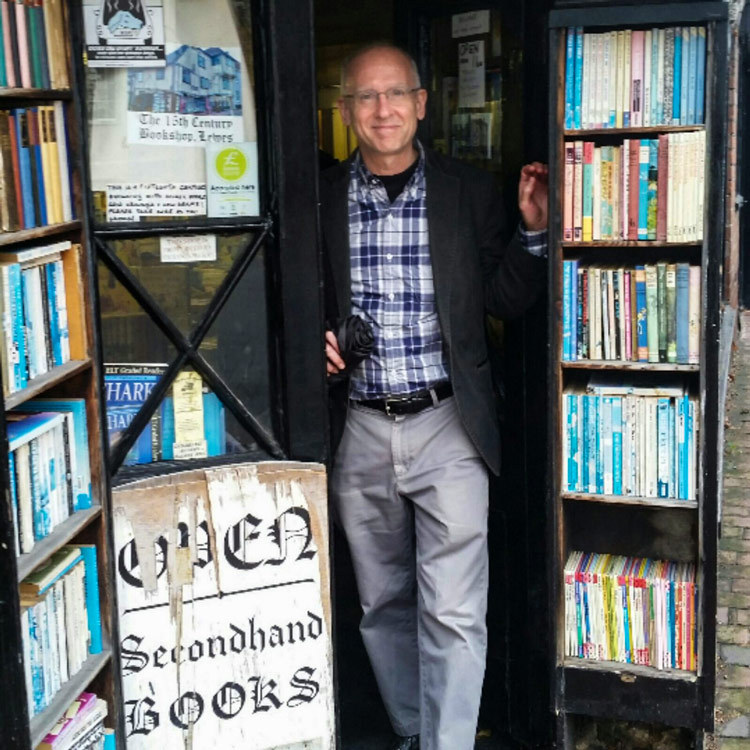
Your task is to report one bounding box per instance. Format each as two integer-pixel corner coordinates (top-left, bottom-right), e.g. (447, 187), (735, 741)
(561, 240), (703, 248)
(561, 360), (700, 372)
(564, 124), (705, 137)
(28, 649), (111, 747)
(563, 492), (698, 510)
(0, 88), (73, 101)
(4, 359), (93, 411)
(564, 657), (697, 681)
(16, 506), (102, 582)
(0, 221), (83, 248)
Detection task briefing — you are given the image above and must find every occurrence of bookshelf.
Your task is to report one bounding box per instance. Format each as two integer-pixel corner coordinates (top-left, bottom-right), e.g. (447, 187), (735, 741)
(547, 2), (728, 745)
(0, 0), (120, 748)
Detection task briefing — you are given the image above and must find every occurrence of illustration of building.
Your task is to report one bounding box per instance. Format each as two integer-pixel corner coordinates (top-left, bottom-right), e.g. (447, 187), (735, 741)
(128, 44), (242, 115)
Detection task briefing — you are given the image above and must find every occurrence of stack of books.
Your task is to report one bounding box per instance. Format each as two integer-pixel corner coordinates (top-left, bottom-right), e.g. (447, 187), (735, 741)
(564, 26), (706, 130)
(37, 692), (112, 750)
(0, 104), (74, 231)
(0, 0), (69, 90)
(562, 133), (705, 243)
(20, 545), (103, 717)
(562, 261), (701, 364)
(7, 400), (92, 555)
(0, 242), (73, 394)
(564, 550), (697, 671)
(562, 381), (697, 500)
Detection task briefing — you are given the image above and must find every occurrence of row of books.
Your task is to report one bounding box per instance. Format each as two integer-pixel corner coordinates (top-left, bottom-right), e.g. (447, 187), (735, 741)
(104, 364), (227, 465)
(564, 551), (696, 671)
(0, 103), (74, 231)
(0, 0), (69, 90)
(562, 262), (701, 365)
(563, 383), (697, 500)
(562, 132), (705, 243)
(7, 399), (92, 555)
(20, 545), (102, 718)
(0, 242), (73, 394)
(38, 691), (114, 750)
(564, 25), (706, 130)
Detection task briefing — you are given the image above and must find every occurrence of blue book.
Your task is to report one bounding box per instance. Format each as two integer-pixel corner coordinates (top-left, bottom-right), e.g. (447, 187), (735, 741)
(568, 394), (579, 491)
(638, 143), (649, 240)
(44, 263), (62, 367)
(602, 396), (613, 494)
(8, 263), (26, 391)
(13, 399), (92, 511)
(562, 261), (572, 361)
(8, 451), (18, 555)
(635, 266), (648, 361)
(104, 731), (116, 750)
(21, 269), (38, 379)
(76, 544), (103, 654)
(26, 604), (45, 714)
(669, 400), (676, 498)
(582, 395), (590, 492)
(612, 396), (622, 495)
(688, 399), (695, 500)
(161, 396), (175, 460)
(620, 573), (631, 662)
(647, 140), (658, 240)
(204, 391), (226, 456)
(574, 27), (584, 130)
(677, 395), (687, 499)
(13, 109), (36, 229)
(672, 30), (682, 124)
(687, 26), (698, 125)
(680, 27), (690, 125)
(695, 27), (706, 124)
(570, 260), (578, 360)
(657, 397), (670, 497)
(595, 396), (603, 494)
(53, 261), (69, 362)
(565, 27), (576, 130)
(29, 109), (47, 227)
(104, 363), (167, 465)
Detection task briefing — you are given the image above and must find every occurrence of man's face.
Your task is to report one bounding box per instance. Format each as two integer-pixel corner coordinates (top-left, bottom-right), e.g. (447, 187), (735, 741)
(339, 48), (427, 170)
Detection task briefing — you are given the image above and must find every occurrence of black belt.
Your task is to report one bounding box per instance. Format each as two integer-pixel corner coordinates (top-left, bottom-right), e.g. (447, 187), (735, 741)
(353, 382), (453, 416)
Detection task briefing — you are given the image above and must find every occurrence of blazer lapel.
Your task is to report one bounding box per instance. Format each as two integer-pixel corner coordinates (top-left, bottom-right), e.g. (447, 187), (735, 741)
(321, 161), (352, 318)
(425, 152), (460, 346)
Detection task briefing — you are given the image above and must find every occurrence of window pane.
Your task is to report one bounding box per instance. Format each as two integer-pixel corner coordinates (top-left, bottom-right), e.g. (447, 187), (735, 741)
(84, 0), (259, 223)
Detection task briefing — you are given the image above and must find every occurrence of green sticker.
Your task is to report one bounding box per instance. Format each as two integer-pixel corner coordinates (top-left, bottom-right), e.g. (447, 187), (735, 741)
(215, 147), (247, 181)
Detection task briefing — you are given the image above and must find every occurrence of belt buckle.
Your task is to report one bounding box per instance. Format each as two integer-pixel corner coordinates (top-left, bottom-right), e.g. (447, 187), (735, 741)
(384, 395), (409, 416)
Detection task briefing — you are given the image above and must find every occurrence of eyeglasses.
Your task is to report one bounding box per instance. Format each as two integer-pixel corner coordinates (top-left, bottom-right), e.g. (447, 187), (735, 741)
(343, 87), (421, 108)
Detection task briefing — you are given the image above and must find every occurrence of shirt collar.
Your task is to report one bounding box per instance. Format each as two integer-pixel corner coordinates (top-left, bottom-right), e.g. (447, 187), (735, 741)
(351, 140), (425, 203)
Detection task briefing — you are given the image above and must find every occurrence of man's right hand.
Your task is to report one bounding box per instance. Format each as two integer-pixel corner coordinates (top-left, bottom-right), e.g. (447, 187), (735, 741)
(326, 330), (346, 375)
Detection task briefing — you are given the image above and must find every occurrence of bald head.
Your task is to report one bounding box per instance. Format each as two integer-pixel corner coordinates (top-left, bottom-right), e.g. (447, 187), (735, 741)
(340, 43), (421, 94)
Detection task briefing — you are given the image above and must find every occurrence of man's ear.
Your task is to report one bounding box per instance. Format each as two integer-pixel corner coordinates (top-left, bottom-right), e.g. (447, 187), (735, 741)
(338, 99), (352, 126)
(415, 89), (427, 121)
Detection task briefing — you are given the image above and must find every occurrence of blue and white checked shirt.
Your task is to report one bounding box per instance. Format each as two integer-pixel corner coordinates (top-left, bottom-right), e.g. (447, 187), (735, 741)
(347, 144), (546, 401)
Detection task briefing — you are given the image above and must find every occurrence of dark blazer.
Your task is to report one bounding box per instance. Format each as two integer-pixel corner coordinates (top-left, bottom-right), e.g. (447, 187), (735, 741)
(320, 147), (546, 476)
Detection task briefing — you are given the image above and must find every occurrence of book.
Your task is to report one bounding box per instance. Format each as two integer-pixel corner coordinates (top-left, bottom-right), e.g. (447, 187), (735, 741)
(77, 544), (102, 654)
(37, 692), (98, 750)
(19, 545), (81, 601)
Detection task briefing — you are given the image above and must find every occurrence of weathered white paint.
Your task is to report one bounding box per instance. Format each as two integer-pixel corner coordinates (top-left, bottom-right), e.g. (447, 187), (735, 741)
(113, 462), (335, 750)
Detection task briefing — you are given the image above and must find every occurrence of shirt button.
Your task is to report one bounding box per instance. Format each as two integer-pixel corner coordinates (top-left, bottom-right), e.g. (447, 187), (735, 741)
(388, 293), (395, 301)
(386, 253), (393, 261)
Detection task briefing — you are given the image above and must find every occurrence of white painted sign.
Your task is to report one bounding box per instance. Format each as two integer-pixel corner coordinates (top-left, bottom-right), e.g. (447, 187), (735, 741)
(451, 10), (490, 38)
(113, 463), (335, 750)
(106, 183), (206, 222)
(458, 40), (485, 109)
(160, 235), (217, 263)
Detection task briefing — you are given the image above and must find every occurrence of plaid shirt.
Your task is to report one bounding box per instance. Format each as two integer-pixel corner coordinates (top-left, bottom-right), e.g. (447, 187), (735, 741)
(347, 145), (547, 400)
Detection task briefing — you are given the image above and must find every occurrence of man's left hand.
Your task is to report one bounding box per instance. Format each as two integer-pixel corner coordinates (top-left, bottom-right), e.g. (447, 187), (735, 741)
(518, 162), (549, 232)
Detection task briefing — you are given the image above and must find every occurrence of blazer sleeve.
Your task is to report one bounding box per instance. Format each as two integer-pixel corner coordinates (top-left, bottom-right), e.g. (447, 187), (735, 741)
(475, 176), (547, 320)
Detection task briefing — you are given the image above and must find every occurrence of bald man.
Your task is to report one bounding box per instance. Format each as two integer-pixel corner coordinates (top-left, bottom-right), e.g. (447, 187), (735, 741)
(321, 44), (548, 750)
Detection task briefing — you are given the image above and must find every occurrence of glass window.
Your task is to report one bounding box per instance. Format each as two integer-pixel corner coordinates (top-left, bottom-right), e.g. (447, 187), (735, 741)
(182, 65), (191, 84)
(156, 68), (165, 81)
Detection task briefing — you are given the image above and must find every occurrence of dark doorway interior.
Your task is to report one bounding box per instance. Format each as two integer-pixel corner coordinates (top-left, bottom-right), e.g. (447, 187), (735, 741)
(315, 2), (554, 747)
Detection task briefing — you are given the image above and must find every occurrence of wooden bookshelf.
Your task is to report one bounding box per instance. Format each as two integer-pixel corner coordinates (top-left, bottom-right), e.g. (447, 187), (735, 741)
(548, 4), (728, 746)
(0, 0), (120, 746)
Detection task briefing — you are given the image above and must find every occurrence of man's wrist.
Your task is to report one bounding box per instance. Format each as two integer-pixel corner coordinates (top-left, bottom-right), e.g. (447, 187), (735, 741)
(519, 223), (548, 258)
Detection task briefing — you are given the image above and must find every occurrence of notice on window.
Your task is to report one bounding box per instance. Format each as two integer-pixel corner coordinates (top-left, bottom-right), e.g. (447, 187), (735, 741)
(83, 0), (166, 67)
(452, 10), (490, 38)
(106, 183), (206, 222)
(206, 142), (260, 218)
(458, 40), (485, 109)
(160, 235), (217, 263)
(127, 45), (244, 147)
(172, 370), (207, 460)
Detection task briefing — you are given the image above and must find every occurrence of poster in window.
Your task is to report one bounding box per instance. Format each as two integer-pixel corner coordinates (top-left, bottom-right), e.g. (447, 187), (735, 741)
(83, 0), (166, 67)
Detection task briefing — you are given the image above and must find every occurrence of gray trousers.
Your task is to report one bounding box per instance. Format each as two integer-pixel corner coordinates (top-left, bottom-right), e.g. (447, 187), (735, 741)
(331, 396), (489, 750)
